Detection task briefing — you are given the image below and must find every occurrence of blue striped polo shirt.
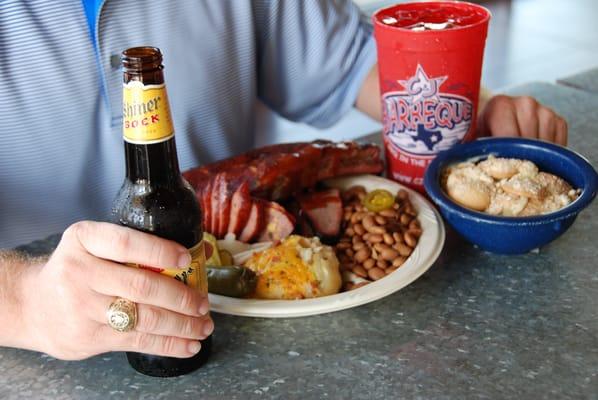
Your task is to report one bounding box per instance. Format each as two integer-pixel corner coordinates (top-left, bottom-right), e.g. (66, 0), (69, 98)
(0, 1), (376, 248)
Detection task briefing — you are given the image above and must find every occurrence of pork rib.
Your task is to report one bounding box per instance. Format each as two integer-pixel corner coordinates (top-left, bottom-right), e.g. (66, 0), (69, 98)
(184, 140), (383, 201)
(297, 188), (343, 239)
(183, 140), (383, 241)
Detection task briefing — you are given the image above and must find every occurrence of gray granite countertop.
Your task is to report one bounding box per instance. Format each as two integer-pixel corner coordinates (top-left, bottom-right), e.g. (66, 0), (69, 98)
(1, 82), (597, 400)
(557, 67), (598, 94)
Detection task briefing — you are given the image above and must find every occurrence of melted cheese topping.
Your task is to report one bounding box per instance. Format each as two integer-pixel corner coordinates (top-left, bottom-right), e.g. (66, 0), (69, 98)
(244, 235), (341, 299)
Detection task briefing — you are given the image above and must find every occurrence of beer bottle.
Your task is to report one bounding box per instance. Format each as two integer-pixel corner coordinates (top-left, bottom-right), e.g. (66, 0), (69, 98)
(111, 46), (211, 377)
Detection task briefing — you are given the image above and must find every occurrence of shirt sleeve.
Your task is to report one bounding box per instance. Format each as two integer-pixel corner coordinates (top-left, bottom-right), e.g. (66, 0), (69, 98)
(253, 0), (377, 128)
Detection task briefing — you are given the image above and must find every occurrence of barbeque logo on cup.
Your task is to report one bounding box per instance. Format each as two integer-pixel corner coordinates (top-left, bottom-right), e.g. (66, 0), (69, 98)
(382, 65), (473, 156)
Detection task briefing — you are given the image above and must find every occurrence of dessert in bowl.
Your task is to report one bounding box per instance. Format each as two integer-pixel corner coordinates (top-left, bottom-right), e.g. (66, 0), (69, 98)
(424, 137), (598, 254)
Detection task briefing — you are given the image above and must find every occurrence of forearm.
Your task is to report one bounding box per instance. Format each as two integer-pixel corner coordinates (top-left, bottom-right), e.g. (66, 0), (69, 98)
(355, 64), (382, 121)
(0, 250), (44, 350)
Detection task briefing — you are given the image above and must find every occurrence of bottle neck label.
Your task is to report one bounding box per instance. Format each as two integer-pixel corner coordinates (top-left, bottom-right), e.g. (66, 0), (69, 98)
(123, 81), (174, 144)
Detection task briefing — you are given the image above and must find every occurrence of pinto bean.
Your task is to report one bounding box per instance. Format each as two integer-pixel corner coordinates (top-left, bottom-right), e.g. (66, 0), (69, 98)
(379, 209), (398, 219)
(397, 189), (409, 201)
(371, 248), (379, 261)
(381, 248), (399, 261)
(353, 223), (366, 236)
(362, 215), (375, 229)
(394, 242), (412, 257)
(376, 259), (388, 269)
(342, 185), (367, 202)
(346, 227), (355, 237)
(385, 266), (399, 274)
(368, 267), (386, 281)
(393, 232), (403, 244)
(353, 242), (366, 251)
(400, 214), (411, 226)
(383, 233), (394, 245)
(351, 212), (365, 224)
(363, 215), (385, 235)
(354, 247), (371, 263)
(374, 215), (387, 226)
(352, 265), (368, 278)
(409, 219), (421, 230)
(345, 248), (354, 257)
(363, 258), (376, 270)
(366, 234), (383, 244)
(409, 228), (423, 238)
(392, 256), (407, 267)
(404, 231), (418, 248)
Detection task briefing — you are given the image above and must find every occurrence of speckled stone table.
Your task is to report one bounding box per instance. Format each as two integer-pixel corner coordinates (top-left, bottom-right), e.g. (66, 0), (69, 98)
(2, 82), (597, 400)
(557, 67), (598, 94)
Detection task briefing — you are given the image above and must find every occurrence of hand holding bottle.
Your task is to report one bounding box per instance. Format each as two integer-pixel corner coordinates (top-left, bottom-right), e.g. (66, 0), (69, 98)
(19, 221), (213, 360)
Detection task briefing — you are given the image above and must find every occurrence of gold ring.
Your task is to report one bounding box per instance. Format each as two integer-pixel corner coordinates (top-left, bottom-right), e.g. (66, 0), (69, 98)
(106, 298), (137, 332)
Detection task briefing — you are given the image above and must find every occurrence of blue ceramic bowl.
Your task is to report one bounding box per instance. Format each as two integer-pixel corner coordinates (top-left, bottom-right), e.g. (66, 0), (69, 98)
(424, 138), (598, 254)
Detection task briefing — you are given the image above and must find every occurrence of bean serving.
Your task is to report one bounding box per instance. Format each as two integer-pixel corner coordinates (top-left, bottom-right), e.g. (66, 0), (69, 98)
(337, 185), (422, 291)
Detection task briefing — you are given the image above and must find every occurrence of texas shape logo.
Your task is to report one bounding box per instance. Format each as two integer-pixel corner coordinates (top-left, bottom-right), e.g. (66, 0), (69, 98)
(382, 65), (473, 156)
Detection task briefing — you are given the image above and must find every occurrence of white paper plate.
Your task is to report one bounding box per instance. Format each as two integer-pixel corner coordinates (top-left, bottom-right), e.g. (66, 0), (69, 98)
(208, 174), (445, 318)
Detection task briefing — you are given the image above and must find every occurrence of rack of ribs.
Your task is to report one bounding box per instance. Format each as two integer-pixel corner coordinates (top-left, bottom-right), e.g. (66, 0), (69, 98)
(182, 140), (384, 242)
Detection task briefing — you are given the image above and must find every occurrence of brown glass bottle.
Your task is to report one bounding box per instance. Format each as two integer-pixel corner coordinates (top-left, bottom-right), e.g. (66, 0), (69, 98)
(111, 47), (211, 377)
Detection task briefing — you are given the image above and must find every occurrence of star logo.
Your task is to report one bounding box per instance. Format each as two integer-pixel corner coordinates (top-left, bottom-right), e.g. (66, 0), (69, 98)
(398, 65), (447, 103)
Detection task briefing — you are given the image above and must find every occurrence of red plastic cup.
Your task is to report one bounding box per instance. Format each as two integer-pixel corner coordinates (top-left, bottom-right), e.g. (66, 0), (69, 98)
(373, 1), (491, 192)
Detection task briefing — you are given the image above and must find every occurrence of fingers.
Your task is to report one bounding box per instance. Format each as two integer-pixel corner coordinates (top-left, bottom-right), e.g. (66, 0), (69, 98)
(537, 106), (556, 143)
(555, 117), (568, 146)
(514, 96), (540, 140)
(96, 325), (204, 358)
(63, 221), (191, 268)
(482, 95), (569, 145)
(134, 305), (214, 340)
(86, 257), (209, 317)
(533, 103), (568, 145)
(482, 95), (521, 137)
(90, 293), (213, 340)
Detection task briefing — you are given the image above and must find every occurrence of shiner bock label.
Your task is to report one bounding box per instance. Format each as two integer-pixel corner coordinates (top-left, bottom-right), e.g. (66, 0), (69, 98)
(122, 82), (174, 144)
(128, 241), (208, 294)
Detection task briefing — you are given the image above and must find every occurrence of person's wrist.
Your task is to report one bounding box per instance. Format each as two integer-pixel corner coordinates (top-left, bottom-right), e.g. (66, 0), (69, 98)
(11, 260), (45, 353)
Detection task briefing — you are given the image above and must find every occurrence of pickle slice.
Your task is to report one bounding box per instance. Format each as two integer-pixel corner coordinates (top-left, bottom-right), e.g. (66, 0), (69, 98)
(363, 189), (395, 212)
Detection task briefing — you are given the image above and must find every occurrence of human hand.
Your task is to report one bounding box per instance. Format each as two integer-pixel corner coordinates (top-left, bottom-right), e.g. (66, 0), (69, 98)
(20, 221), (213, 360)
(478, 95), (568, 145)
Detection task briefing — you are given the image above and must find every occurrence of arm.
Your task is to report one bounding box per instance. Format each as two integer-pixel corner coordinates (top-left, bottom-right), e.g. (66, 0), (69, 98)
(0, 252), (42, 350)
(254, 0), (376, 128)
(355, 64), (568, 145)
(1, 222), (213, 360)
